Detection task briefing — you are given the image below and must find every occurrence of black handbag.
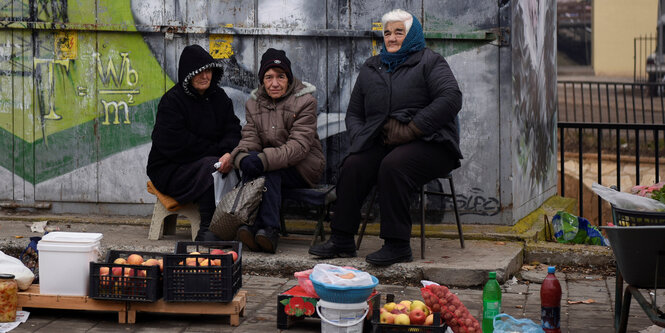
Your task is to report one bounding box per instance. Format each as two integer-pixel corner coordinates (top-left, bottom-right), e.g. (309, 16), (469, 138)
(209, 176), (266, 240)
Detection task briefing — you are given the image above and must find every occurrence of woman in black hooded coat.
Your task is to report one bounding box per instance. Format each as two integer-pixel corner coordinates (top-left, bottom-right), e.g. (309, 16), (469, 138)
(147, 44), (241, 241)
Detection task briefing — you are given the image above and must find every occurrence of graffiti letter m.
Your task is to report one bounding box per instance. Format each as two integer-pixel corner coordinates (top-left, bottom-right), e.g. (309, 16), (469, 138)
(101, 100), (130, 125)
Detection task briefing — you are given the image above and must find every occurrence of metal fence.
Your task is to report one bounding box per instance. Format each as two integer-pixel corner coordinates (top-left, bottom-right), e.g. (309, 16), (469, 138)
(634, 35), (658, 83)
(558, 80), (665, 225)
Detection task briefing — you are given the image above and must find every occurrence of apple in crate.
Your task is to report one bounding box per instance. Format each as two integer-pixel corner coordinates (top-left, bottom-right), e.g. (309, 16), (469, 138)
(127, 254), (144, 265)
(409, 308), (427, 325)
(394, 313), (410, 325)
(383, 302), (397, 312)
(113, 258), (126, 265)
(410, 300), (430, 315)
(111, 267), (123, 276)
(226, 250), (238, 262)
(143, 258), (159, 267)
(391, 303), (409, 315)
(379, 308), (395, 324)
(210, 249), (225, 255)
(424, 314), (434, 326)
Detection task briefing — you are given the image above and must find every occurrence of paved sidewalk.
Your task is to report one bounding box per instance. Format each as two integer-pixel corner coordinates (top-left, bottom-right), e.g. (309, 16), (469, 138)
(8, 268), (660, 333)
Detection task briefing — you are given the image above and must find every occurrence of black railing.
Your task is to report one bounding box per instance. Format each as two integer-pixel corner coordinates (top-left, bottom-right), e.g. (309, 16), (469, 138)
(558, 80), (665, 226)
(634, 35), (657, 83)
(558, 123), (665, 226)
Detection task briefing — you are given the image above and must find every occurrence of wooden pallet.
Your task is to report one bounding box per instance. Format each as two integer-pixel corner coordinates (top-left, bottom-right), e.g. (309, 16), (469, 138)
(17, 285), (128, 323)
(126, 290), (247, 326)
(17, 285), (247, 326)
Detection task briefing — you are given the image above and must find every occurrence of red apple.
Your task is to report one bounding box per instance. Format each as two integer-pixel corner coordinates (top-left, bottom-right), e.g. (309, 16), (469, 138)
(210, 249), (225, 255)
(391, 303), (409, 315)
(113, 258), (126, 265)
(409, 308), (427, 325)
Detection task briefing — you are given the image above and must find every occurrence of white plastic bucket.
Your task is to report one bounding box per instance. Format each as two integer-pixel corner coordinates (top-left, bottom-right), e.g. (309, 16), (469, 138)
(316, 300), (368, 333)
(37, 232), (103, 296)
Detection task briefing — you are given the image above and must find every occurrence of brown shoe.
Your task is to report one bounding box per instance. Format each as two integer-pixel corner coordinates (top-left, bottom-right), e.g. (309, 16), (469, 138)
(255, 228), (279, 254)
(236, 226), (260, 252)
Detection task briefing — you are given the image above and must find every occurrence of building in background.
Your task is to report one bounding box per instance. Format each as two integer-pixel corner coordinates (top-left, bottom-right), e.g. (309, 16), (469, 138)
(594, 0), (656, 78)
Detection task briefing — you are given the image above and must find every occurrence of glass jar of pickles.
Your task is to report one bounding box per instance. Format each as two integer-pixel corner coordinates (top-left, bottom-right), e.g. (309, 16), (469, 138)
(0, 274), (18, 322)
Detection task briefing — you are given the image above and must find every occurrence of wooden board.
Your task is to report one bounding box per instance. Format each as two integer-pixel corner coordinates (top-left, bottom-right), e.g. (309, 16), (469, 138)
(17, 285), (128, 323)
(126, 290), (246, 326)
(17, 285), (246, 326)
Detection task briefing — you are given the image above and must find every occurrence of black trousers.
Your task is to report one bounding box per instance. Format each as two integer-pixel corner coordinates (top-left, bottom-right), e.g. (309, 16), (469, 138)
(331, 140), (458, 241)
(253, 167), (308, 232)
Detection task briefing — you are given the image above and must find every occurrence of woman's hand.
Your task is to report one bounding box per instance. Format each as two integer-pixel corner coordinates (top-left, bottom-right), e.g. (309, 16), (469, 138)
(240, 152), (264, 180)
(217, 153), (233, 173)
(382, 118), (422, 145)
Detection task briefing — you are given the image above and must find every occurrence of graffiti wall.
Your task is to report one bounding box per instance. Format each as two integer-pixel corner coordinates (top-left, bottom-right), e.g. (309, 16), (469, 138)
(511, 0), (558, 219)
(0, 0), (556, 225)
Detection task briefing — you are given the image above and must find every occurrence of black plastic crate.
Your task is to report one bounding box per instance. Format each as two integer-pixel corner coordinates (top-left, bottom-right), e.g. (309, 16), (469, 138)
(612, 206), (665, 226)
(370, 293), (447, 333)
(89, 250), (166, 302)
(164, 241), (242, 302)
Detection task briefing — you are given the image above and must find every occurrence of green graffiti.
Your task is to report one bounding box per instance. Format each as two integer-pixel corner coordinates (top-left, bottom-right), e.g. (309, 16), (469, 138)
(0, 1), (174, 184)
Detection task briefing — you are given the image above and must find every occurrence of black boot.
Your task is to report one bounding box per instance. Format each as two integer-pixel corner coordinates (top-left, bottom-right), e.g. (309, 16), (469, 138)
(196, 186), (216, 241)
(255, 228), (280, 254)
(365, 239), (412, 266)
(308, 234), (357, 258)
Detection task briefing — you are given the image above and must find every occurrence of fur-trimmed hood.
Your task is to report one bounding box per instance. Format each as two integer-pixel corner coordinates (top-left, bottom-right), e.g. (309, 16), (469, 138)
(178, 45), (224, 97)
(250, 80), (316, 101)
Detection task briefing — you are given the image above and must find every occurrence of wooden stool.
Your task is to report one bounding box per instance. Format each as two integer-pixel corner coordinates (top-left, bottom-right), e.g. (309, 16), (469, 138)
(148, 200), (201, 241)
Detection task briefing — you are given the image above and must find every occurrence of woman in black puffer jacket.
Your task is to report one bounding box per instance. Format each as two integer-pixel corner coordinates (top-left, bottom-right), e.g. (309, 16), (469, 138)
(309, 9), (463, 266)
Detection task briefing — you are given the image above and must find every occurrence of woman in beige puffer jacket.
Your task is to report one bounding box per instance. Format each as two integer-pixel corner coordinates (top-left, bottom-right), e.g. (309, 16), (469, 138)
(230, 48), (325, 253)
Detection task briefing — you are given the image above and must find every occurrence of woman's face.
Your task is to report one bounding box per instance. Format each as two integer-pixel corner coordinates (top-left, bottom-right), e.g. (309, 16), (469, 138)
(192, 68), (212, 95)
(384, 21), (407, 53)
(263, 67), (289, 99)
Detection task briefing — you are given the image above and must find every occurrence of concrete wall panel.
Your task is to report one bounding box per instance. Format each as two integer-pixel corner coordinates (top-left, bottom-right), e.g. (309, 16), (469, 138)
(0, 0), (557, 226)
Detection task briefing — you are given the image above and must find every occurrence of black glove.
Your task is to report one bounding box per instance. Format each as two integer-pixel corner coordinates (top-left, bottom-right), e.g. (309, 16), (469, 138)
(240, 151), (264, 181)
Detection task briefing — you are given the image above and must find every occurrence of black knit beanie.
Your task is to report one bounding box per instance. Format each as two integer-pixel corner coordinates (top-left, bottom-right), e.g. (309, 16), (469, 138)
(258, 48), (293, 83)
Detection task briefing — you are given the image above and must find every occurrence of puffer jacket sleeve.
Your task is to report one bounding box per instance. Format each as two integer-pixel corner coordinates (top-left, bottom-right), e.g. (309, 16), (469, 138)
(345, 70), (366, 144)
(151, 94), (214, 163)
(410, 51), (462, 136)
(263, 95), (318, 170)
(231, 101), (264, 167)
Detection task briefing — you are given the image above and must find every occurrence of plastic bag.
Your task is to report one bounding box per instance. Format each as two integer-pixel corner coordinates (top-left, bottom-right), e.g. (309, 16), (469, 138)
(552, 211), (608, 246)
(19, 236), (41, 283)
(310, 264), (374, 287)
(592, 182), (665, 211)
(493, 314), (544, 333)
(212, 167), (240, 206)
(0, 250), (35, 290)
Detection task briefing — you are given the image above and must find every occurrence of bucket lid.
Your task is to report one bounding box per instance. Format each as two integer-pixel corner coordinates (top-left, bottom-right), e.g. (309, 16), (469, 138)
(40, 231), (103, 243)
(317, 299), (368, 310)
